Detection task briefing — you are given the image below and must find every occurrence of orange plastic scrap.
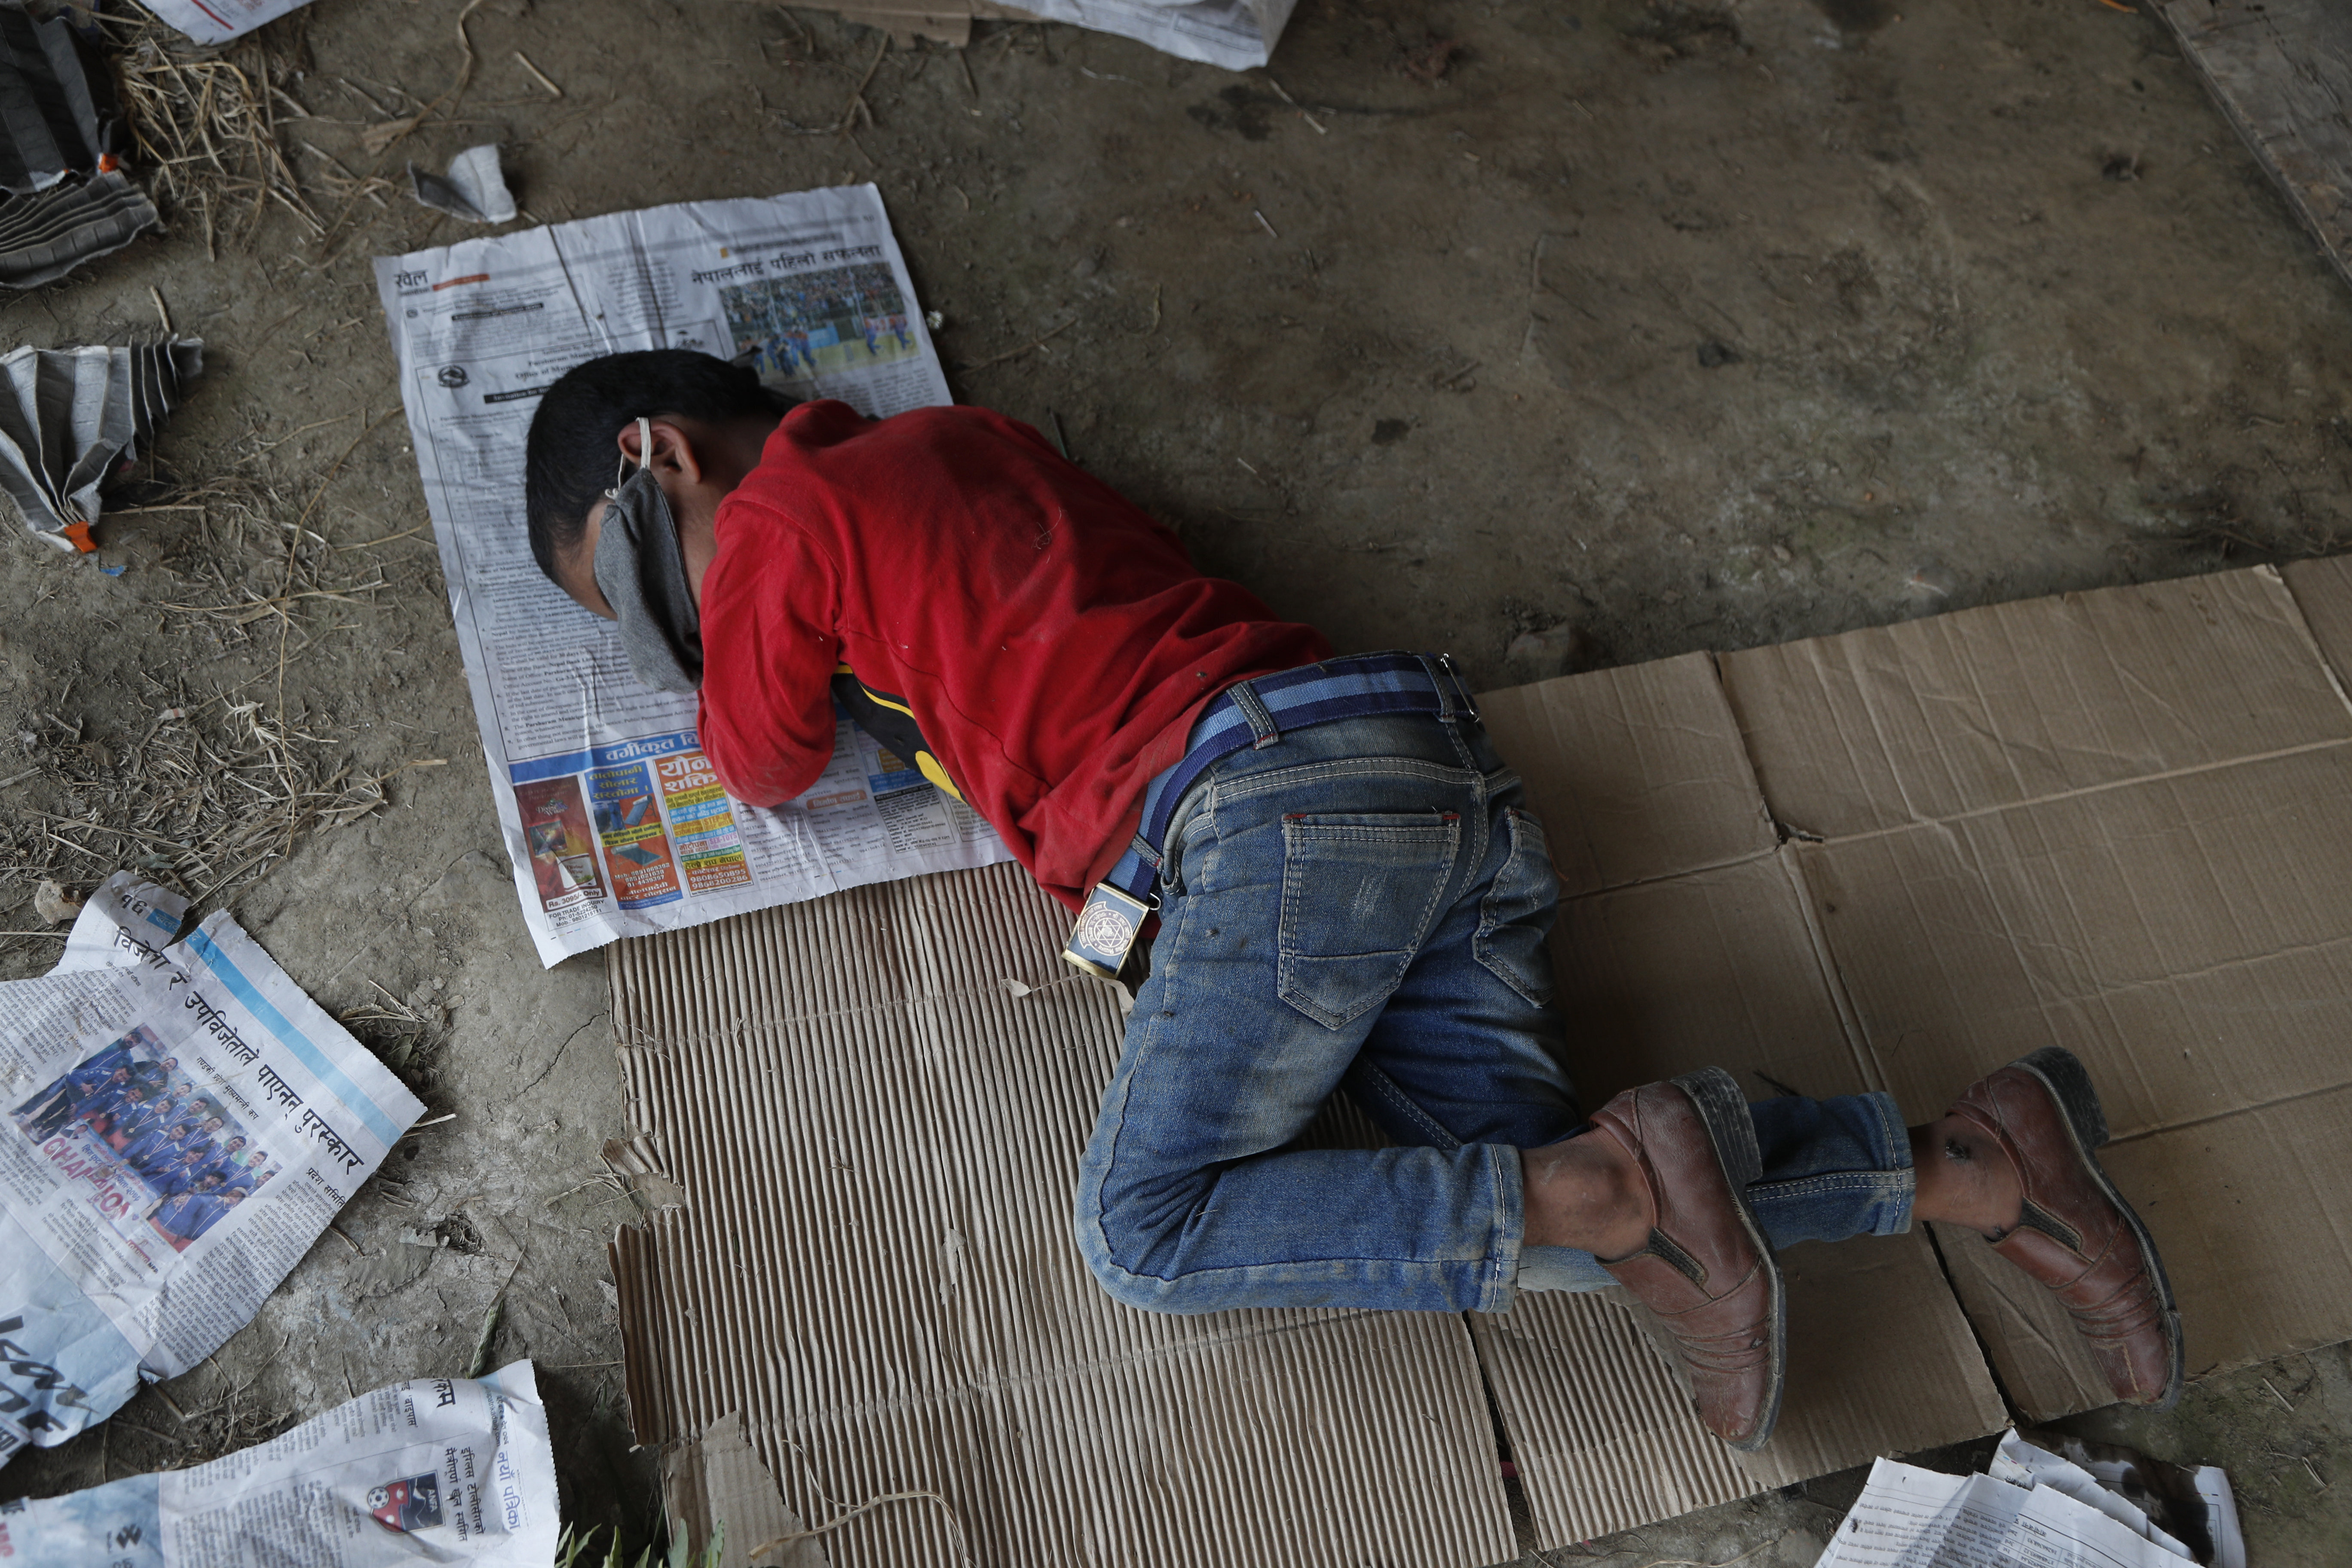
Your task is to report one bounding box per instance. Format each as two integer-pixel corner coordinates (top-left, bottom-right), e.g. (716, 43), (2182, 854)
(2096, 0), (2135, 11)
(61, 521), (97, 553)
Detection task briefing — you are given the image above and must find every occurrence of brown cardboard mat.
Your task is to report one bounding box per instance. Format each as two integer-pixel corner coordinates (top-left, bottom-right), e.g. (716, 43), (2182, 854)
(607, 867), (1513, 1567)
(611, 561), (2352, 1563)
(1473, 652), (2005, 1543)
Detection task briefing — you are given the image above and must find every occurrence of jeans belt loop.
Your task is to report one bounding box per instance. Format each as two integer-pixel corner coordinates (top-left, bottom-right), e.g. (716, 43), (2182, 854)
(1415, 652), (1461, 723)
(1436, 652), (1481, 723)
(1228, 678), (1283, 750)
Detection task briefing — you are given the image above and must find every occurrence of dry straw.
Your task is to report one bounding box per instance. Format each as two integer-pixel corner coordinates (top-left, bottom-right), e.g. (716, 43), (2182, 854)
(0, 409), (437, 928)
(0, 693), (442, 913)
(85, 4), (326, 255)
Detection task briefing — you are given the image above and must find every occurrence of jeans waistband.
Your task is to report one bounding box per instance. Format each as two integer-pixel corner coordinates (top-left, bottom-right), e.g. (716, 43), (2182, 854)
(1100, 652), (1479, 904)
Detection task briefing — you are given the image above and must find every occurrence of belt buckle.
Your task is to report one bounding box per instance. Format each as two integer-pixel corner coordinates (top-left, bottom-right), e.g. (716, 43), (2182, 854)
(1436, 653), (1481, 722)
(1062, 882), (1155, 981)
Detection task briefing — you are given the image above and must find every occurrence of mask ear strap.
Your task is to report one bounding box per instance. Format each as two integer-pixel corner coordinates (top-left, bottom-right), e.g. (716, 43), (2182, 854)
(606, 416), (657, 499)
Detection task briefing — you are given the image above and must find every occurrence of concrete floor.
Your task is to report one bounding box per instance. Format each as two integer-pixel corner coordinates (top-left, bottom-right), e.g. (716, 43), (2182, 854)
(3, 0), (2351, 1560)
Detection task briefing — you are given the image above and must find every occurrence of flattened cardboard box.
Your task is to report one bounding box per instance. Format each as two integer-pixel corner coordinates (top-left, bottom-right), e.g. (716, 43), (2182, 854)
(608, 560), (2352, 1564)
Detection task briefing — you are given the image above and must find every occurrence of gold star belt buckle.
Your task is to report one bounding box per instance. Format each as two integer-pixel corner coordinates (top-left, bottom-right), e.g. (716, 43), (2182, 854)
(1062, 883), (1154, 981)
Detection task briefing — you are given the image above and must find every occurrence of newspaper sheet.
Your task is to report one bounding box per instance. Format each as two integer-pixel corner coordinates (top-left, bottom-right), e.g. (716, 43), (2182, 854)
(998, 0), (1296, 70)
(1985, 1431), (2197, 1561)
(134, 0), (313, 45)
(374, 185), (1015, 967)
(141, 0), (1286, 71)
(0, 873), (426, 1466)
(1814, 1457), (2200, 1568)
(0, 1358), (556, 1565)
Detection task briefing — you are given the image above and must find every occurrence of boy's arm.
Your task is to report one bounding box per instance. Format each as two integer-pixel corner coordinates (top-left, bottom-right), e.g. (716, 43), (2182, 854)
(696, 524), (843, 808)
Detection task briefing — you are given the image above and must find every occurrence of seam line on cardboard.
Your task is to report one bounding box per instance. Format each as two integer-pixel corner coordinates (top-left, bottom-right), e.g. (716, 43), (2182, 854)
(1782, 734), (2352, 848)
(1770, 840), (1883, 1097)
(2106, 1075), (2352, 1145)
(2277, 561), (2352, 719)
(1558, 844), (1784, 903)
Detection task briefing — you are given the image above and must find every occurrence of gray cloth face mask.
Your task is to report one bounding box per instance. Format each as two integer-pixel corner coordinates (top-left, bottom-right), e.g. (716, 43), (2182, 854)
(593, 417), (704, 693)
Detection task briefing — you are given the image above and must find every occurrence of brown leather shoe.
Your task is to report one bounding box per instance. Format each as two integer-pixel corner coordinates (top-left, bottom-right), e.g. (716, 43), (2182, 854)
(1948, 1046), (2184, 1410)
(1591, 1068), (1785, 1451)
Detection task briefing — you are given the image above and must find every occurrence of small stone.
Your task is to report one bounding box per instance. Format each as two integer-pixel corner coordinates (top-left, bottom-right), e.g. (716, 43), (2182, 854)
(33, 880), (81, 925)
(1506, 624), (1595, 678)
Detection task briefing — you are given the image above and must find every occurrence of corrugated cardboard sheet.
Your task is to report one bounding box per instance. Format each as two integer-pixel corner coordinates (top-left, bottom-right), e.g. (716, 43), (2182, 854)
(612, 562), (2352, 1562)
(607, 868), (1514, 1565)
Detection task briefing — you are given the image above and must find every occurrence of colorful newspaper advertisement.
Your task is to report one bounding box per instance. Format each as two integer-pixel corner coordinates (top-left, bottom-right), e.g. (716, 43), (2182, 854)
(0, 873), (426, 1466)
(0, 1359), (556, 1565)
(374, 185), (1014, 967)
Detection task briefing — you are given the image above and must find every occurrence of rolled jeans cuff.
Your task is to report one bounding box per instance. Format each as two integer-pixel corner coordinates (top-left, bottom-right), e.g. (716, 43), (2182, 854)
(1511, 1090), (1916, 1296)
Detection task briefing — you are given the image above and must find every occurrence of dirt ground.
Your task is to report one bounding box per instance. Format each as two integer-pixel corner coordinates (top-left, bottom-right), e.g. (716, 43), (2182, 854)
(4, 0), (2352, 1561)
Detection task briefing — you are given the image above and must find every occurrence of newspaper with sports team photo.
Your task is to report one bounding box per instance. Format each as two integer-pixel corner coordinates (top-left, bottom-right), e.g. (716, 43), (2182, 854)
(374, 185), (1015, 967)
(0, 1359), (557, 1566)
(0, 873), (426, 1467)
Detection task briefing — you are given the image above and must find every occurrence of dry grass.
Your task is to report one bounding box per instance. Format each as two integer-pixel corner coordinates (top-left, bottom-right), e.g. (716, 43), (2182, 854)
(143, 1351), (305, 1466)
(0, 692), (436, 913)
(0, 410), (440, 925)
(339, 980), (448, 1086)
(0, 17), (453, 940)
(0, 328), (439, 939)
(84, 4), (327, 256)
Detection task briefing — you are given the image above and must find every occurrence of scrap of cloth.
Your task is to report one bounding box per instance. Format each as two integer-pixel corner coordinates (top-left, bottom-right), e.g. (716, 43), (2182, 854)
(695, 400), (1333, 911)
(0, 6), (157, 288)
(0, 340), (204, 550)
(0, 5), (104, 193)
(594, 427), (704, 693)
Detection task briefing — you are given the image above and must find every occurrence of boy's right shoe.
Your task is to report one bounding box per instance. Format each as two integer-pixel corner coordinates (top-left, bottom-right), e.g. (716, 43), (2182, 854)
(1590, 1069), (1786, 1451)
(1947, 1046), (2185, 1410)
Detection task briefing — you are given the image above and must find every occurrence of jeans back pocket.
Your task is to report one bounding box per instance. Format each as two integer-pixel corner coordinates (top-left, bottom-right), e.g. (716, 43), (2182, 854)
(1474, 807), (1559, 1007)
(1278, 812), (1461, 1029)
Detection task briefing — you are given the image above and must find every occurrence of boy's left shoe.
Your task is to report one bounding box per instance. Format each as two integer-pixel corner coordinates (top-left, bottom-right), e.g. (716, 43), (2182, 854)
(1947, 1046), (2185, 1410)
(1590, 1069), (1786, 1451)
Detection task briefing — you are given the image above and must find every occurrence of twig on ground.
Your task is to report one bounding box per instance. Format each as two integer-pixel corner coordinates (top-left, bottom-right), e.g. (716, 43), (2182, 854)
(1262, 74), (1327, 134)
(514, 50), (564, 98)
(839, 33), (888, 137)
(960, 317), (1075, 373)
(358, 0), (490, 157)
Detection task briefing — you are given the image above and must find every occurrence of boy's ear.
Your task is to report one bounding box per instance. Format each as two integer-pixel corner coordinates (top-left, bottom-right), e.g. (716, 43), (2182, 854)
(617, 418), (705, 483)
(656, 420), (706, 483)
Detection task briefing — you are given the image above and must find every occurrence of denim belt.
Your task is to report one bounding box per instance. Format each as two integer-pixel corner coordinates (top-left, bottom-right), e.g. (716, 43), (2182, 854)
(1061, 651), (1481, 979)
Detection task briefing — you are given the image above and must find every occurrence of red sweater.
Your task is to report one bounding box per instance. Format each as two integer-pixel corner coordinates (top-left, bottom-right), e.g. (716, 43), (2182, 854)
(695, 401), (1333, 910)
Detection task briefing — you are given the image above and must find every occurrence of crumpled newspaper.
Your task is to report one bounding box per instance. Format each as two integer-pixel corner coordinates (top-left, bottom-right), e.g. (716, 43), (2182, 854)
(408, 144), (517, 225)
(0, 339), (204, 552)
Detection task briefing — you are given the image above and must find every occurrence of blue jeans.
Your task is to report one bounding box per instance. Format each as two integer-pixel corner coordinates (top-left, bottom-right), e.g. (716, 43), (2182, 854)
(1072, 707), (1915, 1315)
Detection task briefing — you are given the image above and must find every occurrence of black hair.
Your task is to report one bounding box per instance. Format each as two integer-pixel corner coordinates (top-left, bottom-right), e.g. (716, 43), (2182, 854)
(523, 349), (793, 585)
